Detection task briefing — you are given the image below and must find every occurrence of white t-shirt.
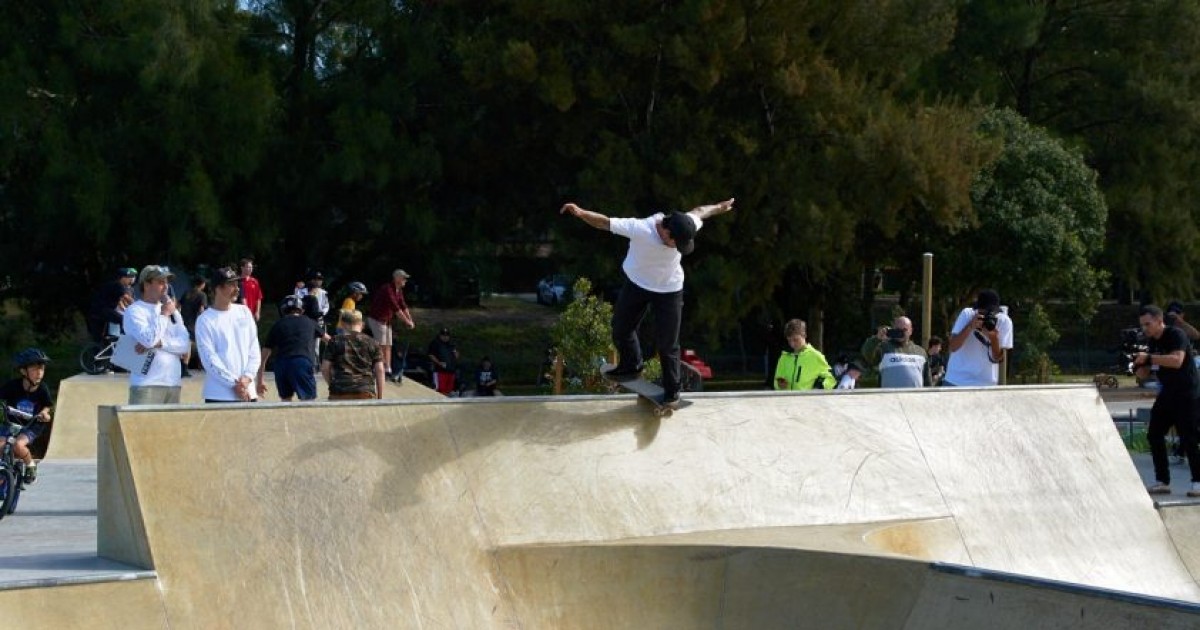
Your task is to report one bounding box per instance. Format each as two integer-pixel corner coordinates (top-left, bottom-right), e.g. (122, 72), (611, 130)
(195, 304), (261, 401)
(122, 300), (192, 388)
(609, 213), (702, 293)
(944, 307), (1014, 386)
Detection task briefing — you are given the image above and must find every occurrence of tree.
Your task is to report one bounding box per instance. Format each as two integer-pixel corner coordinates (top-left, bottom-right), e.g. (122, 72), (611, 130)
(935, 108), (1108, 325)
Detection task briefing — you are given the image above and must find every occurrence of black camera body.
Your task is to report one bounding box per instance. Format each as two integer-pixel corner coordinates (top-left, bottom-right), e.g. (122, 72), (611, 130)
(977, 307), (1000, 332)
(886, 327), (905, 341)
(1118, 327), (1150, 375)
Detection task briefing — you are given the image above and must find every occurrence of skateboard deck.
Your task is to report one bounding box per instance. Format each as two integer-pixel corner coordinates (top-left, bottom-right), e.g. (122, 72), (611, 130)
(601, 364), (692, 417)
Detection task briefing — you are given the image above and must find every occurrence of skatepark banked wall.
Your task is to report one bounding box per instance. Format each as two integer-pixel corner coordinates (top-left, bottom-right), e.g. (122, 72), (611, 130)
(86, 386), (1200, 628)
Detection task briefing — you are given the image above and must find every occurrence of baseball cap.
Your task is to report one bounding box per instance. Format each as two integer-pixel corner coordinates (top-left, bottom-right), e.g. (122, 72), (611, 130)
(308, 269), (324, 281)
(393, 269), (411, 279)
(1167, 301), (1185, 315)
(212, 266), (239, 285)
(439, 327), (451, 336)
(664, 212), (697, 255)
(138, 265), (174, 285)
(975, 289), (1000, 310)
(118, 267), (138, 278)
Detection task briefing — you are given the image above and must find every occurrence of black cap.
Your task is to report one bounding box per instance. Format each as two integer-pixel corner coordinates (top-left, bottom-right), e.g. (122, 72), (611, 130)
(212, 266), (239, 285)
(664, 211), (697, 255)
(975, 289), (1000, 310)
(1168, 301), (1185, 315)
(439, 327), (451, 335)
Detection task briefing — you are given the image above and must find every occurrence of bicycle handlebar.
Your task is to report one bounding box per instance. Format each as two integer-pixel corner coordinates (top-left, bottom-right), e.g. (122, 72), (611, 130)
(4, 406), (34, 422)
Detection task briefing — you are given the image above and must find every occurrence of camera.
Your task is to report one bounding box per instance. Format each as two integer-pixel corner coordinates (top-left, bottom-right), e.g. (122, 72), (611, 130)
(1118, 327), (1149, 375)
(886, 327), (905, 341)
(977, 308), (999, 332)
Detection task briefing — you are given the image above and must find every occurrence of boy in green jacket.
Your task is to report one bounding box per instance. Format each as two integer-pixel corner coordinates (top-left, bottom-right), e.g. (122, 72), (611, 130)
(774, 319), (835, 390)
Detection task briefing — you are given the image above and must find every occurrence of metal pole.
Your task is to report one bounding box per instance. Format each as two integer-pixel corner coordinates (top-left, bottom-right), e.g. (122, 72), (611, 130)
(922, 253), (933, 347)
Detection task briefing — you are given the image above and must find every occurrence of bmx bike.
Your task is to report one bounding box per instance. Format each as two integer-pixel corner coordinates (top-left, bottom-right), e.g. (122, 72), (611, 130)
(0, 406), (36, 520)
(79, 335), (118, 375)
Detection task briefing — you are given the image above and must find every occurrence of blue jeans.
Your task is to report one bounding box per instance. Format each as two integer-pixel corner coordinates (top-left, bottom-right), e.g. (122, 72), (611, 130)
(274, 355), (317, 400)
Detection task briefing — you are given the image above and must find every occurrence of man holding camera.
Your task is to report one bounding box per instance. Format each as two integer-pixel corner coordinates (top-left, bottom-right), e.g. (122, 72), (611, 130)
(861, 316), (931, 388)
(1135, 305), (1200, 496)
(943, 289), (1013, 387)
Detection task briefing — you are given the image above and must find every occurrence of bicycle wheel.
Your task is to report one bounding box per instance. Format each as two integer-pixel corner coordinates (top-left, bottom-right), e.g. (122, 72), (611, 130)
(79, 342), (109, 374)
(0, 466), (16, 520)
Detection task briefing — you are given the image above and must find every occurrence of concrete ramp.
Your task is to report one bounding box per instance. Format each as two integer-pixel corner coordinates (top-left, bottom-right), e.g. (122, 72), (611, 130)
(50, 372), (438, 459)
(91, 386), (1200, 627)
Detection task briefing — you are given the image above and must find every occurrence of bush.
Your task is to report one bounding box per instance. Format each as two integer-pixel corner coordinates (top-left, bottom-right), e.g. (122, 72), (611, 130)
(550, 278), (613, 393)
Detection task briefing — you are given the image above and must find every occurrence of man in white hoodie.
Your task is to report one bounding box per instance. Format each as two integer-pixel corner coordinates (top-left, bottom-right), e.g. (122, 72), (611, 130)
(196, 266), (261, 403)
(123, 265), (192, 404)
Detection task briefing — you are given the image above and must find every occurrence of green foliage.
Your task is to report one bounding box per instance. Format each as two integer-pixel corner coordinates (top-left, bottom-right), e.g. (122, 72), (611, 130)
(936, 108), (1108, 318)
(550, 278), (613, 393)
(1013, 303), (1061, 384)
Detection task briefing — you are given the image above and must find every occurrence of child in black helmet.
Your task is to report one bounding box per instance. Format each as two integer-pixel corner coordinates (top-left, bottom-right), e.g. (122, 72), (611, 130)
(0, 348), (54, 483)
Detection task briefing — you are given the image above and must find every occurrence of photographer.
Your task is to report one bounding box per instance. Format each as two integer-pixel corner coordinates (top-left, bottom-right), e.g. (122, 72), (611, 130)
(860, 316), (930, 388)
(944, 289), (1013, 387)
(1134, 305), (1200, 497)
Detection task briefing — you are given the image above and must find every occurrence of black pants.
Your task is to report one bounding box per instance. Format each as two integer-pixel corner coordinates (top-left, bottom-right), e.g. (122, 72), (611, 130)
(611, 279), (683, 396)
(1148, 394), (1200, 483)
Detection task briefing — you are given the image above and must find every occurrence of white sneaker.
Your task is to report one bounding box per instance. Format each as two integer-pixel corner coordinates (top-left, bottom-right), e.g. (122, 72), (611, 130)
(1188, 483), (1200, 498)
(1148, 482), (1172, 495)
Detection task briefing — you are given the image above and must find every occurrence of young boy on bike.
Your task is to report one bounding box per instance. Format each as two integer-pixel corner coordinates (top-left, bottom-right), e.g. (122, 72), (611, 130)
(0, 348), (53, 483)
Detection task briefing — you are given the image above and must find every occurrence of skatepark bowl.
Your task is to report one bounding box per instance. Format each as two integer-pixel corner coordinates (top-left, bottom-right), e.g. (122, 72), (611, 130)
(5, 381), (1200, 628)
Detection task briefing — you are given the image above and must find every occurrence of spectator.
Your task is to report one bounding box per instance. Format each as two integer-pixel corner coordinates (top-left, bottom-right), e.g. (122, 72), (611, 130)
(926, 336), (946, 386)
(297, 270), (330, 358)
(322, 309), (385, 400)
(943, 289), (1013, 386)
(235, 257), (264, 322)
(341, 281), (368, 311)
(256, 295), (323, 401)
(559, 197), (735, 407)
(368, 269), (415, 381)
(860, 316), (931, 388)
(87, 267), (137, 342)
(196, 266), (261, 403)
(123, 265), (191, 404)
(1166, 301), (1200, 344)
(427, 327), (459, 395)
(475, 357), (499, 396)
(1134, 305), (1200, 497)
(832, 356), (863, 390)
(773, 319), (835, 390)
(0, 348), (54, 484)
(181, 275), (208, 373)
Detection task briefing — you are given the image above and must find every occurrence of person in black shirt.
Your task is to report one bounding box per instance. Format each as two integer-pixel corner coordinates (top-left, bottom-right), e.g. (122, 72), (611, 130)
(427, 328), (459, 395)
(475, 357), (499, 397)
(1134, 305), (1200, 497)
(256, 296), (324, 401)
(87, 267), (137, 341)
(0, 348), (54, 484)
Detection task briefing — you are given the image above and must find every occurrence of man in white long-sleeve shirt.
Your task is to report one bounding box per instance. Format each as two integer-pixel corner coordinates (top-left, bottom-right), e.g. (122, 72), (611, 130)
(124, 265), (192, 404)
(196, 266), (261, 403)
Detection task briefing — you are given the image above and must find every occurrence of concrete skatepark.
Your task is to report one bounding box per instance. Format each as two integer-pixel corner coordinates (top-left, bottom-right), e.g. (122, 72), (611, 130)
(3, 377), (1200, 627)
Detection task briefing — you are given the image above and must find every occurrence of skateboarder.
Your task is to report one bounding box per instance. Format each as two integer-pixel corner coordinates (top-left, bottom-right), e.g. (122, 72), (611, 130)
(560, 197), (735, 406)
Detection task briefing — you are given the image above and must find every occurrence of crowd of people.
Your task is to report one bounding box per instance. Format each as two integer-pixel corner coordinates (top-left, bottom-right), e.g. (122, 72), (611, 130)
(85, 261), (501, 406)
(772, 288), (1013, 393)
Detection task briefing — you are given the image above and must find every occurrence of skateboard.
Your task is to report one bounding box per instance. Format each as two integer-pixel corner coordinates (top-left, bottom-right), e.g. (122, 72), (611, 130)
(601, 364), (692, 417)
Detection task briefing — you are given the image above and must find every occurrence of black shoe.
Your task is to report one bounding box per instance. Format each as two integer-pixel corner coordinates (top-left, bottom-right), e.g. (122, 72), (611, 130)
(604, 365), (643, 381)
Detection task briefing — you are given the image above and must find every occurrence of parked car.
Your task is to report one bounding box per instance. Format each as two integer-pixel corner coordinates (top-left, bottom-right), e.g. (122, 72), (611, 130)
(536, 274), (574, 305)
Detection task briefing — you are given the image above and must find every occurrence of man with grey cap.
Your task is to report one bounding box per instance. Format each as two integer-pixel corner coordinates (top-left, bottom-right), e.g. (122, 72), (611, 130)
(944, 288), (1013, 386)
(123, 265), (192, 404)
(368, 269), (415, 380)
(560, 197), (735, 406)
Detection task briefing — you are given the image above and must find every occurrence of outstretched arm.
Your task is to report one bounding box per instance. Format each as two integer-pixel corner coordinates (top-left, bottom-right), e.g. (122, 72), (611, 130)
(560, 203), (611, 231)
(688, 198), (735, 221)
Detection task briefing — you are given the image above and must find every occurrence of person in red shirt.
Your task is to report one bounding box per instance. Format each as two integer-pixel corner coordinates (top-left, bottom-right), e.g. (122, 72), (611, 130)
(368, 269), (415, 380)
(236, 257), (263, 322)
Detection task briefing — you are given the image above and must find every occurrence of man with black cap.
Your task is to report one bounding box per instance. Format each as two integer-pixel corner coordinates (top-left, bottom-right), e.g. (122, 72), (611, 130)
(943, 288), (1013, 387)
(559, 197), (735, 405)
(1165, 301), (1200, 345)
